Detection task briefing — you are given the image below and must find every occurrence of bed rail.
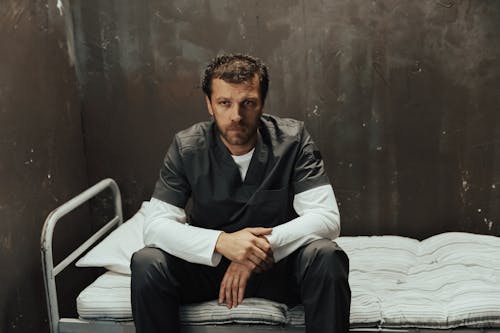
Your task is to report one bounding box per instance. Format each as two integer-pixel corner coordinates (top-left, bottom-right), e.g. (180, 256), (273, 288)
(41, 178), (123, 333)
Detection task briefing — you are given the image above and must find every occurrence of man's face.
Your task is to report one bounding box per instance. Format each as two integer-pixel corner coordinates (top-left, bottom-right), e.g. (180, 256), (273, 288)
(205, 75), (263, 155)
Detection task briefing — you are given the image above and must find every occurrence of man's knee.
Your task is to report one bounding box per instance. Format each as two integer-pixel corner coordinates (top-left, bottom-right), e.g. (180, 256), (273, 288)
(131, 247), (178, 288)
(131, 247), (164, 274)
(300, 239), (349, 281)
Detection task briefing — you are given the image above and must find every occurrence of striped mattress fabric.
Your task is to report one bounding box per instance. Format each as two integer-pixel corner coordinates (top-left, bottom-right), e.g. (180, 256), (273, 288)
(76, 272), (288, 325)
(76, 232), (500, 328)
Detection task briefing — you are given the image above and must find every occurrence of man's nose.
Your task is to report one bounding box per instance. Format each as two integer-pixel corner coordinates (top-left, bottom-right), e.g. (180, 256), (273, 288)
(229, 104), (243, 122)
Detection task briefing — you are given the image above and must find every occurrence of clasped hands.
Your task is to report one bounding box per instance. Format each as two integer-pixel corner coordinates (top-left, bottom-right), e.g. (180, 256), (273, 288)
(215, 227), (275, 308)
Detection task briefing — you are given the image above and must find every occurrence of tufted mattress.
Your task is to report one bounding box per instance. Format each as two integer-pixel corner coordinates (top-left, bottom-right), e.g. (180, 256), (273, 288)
(77, 232), (500, 329)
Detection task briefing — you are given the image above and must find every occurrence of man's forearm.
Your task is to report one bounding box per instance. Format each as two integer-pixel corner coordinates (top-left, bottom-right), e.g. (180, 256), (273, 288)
(265, 184), (340, 262)
(144, 198), (223, 266)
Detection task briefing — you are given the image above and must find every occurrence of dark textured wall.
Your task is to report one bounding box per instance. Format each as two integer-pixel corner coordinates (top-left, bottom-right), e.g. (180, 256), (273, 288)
(0, 1), (498, 332)
(72, 0), (500, 238)
(0, 0), (92, 332)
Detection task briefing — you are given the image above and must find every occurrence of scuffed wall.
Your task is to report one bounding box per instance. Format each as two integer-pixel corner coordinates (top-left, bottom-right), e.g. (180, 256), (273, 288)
(0, 0), (91, 331)
(72, 0), (499, 238)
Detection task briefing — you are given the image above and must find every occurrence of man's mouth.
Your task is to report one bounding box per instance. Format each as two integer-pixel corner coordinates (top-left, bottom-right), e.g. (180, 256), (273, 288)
(228, 126), (245, 132)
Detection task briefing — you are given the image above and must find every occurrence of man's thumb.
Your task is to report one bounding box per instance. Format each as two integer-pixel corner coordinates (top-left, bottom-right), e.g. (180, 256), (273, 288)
(250, 227), (273, 235)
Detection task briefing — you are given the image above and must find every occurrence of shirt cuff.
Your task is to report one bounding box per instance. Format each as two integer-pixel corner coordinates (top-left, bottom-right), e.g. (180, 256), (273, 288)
(208, 232), (223, 266)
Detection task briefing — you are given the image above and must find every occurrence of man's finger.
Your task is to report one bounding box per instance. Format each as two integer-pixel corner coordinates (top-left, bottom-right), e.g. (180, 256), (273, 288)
(232, 274), (239, 308)
(260, 258), (271, 271)
(254, 236), (272, 254)
(225, 277), (232, 308)
(265, 252), (275, 265)
(248, 252), (265, 268)
(254, 253), (274, 272)
(238, 275), (247, 305)
(250, 246), (268, 264)
(219, 275), (227, 304)
(248, 227), (273, 236)
(251, 239), (272, 259)
(259, 258), (273, 272)
(242, 259), (256, 271)
(252, 253), (273, 272)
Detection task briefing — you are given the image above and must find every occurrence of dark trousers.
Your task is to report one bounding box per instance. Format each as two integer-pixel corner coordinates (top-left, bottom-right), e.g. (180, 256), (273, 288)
(131, 239), (351, 333)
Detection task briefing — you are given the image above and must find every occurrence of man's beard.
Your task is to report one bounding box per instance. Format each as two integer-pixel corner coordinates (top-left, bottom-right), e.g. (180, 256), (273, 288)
(215, 121), (258, 147)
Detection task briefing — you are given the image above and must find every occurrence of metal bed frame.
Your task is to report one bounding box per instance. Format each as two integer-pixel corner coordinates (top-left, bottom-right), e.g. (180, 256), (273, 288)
(41, 178), (500, 333)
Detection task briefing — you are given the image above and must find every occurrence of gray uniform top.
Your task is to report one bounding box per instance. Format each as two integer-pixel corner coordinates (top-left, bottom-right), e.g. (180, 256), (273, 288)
(152, 114), (329, 233)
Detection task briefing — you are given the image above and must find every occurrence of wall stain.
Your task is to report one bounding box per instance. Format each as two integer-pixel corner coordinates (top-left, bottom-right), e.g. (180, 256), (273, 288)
(0, 233), (12, 251)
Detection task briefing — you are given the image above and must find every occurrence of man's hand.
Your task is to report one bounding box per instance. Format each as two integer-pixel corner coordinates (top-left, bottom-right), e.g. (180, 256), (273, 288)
(219, 262), (252, 308)
(215, 227), (274, 271)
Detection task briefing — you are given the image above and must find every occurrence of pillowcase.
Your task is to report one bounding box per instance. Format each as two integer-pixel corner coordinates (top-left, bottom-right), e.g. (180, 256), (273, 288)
(75, 202), (148, 274)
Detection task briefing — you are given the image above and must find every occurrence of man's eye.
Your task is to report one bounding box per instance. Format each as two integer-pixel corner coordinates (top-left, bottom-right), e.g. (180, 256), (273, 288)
(219, 101), (231, 107)
(243, 100), (255, 107)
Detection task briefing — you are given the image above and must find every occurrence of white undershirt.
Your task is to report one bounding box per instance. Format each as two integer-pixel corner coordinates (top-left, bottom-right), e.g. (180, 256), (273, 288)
(231, 148), (255, 181)
(143, 152), (340, 266)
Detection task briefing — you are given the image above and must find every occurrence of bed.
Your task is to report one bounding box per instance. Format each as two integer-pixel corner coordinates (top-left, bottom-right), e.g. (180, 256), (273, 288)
(41, 178), (500, 333)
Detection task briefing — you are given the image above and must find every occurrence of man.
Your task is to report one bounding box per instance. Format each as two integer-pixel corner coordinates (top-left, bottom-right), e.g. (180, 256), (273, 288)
(131, 54), (351, 333)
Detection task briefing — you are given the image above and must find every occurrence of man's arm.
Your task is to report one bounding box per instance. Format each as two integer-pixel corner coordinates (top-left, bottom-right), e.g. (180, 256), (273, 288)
(260, 124), (340, 263)
(146, 136), (226, 267)
(265, 184), (340, 263)
(143, 198), (223, 266)
(145, 198), (275, 269)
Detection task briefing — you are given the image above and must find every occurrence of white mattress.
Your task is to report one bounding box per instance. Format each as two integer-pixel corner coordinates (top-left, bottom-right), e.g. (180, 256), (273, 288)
(76, 271), (288, 325)
(77, 232), (500, 328)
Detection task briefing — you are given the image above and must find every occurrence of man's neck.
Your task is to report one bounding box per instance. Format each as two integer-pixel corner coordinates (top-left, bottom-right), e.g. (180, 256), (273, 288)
(221, 135), (257, 156)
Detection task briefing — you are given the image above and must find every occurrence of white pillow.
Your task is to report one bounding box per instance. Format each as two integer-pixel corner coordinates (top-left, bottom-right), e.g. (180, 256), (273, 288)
(76, 201), (148, 274)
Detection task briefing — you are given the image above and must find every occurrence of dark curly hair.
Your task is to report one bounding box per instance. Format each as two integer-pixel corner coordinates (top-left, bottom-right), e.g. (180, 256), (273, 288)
(202, 54), (269, 103)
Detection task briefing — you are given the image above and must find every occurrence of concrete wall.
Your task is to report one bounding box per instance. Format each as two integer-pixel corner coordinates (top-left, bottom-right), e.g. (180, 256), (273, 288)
(0, 0), (92, 331)
(72, 0), (500, 238)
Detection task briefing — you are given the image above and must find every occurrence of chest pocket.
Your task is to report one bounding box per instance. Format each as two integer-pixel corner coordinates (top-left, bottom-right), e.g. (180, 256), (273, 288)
(248, 187), (290, 227)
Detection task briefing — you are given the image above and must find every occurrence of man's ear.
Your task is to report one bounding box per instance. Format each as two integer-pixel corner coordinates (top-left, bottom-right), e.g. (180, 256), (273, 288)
(205, 96), (214, 116)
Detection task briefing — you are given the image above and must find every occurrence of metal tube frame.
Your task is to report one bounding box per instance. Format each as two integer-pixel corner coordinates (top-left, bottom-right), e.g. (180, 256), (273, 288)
(41, 178), (123, 333)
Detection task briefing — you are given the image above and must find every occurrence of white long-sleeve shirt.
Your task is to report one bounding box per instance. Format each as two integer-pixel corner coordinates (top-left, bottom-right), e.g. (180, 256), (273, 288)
(144, 150), (340, 266)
